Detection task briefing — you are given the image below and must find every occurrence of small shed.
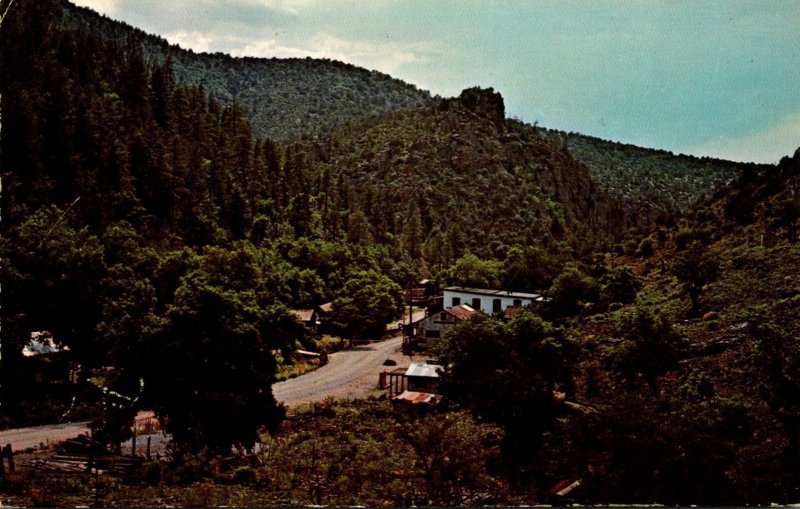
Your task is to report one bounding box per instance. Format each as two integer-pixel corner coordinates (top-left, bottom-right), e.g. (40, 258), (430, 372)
(290, 308), (318, 328)
(405, 362), (442, 393)
(392, 390), (442, 406)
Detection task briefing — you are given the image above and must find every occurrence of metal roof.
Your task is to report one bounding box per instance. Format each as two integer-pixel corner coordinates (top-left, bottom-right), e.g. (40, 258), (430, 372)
(392, 390), (442, 405)
(447, 304), (475, 320)
(290, 309), (315, 322)
(405, 362), (442, 378)
(23, 332), (70, 357)
(444, 286), (543, 300)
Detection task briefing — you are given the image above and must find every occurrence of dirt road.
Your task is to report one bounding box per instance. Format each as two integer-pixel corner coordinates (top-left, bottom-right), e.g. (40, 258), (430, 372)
(0, 421), (90, 451)
(3, 326), (423, 449)
(273, 335), (406, 408)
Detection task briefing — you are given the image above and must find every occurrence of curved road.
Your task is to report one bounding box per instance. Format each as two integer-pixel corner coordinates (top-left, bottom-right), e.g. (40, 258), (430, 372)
(0, 421), (91, 451)
(2, 333), (411, 450)
(273, 335), (404, 407)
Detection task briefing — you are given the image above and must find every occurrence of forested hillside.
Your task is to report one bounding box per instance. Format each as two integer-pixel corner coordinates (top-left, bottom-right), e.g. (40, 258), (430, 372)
(0, 0), (627, 432)
(58, 0), (765, 213)
(294, 88), (653, 270)
(59, 1), (435, 141)
(0, 0), (410, 441)
(543, 129), (770, 212)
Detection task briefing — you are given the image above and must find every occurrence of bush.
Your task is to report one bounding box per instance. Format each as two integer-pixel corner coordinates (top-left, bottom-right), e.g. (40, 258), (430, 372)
(675, 228), (694, 250)
(623, 239), (638, 256)
(181, 483), (218, 507)
(609, 308), (683, 388)
(232, 466), (257, 485)
(600, 266), (641, 305)
(636, 236), (654, 257)
(547, 265), (599, 316)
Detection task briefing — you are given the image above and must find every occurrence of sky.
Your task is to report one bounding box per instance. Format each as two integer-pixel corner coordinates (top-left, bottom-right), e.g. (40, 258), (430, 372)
(71, 0), (800, 164)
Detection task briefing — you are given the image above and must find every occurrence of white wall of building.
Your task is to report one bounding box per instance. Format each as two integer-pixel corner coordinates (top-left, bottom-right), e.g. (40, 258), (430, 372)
(443, 287), (540, 315)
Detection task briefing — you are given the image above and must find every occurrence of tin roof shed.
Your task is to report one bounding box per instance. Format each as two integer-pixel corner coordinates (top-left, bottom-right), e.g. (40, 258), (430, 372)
(405, 362), (442, 378)
(392, 390), (442, 405)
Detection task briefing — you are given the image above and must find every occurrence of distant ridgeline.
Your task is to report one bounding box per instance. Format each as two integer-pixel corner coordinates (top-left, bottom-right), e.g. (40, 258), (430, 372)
(58, 0), (774, 215)
(59, 0), (436, 141)
(0, 0), (635, 262)
(541, 129), (771, 212)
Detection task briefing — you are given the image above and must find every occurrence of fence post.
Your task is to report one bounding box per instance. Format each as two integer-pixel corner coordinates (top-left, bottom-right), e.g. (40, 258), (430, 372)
(5, 444), (13, 472)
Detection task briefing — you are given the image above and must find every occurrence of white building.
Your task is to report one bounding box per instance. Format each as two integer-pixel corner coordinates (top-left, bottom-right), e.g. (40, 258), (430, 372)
(443, 286), (543, 315)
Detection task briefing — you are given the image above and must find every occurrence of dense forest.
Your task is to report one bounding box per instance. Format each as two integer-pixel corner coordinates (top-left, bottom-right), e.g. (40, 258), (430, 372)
(1, 0), (799, 506)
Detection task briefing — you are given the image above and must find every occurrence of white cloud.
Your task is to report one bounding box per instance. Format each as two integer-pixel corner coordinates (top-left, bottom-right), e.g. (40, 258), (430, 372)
(230, 32), (429, 75)
(687, 110), (800, 164)
(163, 30), (216, 53)
(70, 0), (119, 15)
(234, 0), (322, 16)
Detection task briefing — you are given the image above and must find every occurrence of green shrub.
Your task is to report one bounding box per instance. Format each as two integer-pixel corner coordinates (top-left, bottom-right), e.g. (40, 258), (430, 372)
(232, 466), (257, 485)
(675, 228), (694, 249)
(636, 236), (654, 257)
(623, 239), (638, 256)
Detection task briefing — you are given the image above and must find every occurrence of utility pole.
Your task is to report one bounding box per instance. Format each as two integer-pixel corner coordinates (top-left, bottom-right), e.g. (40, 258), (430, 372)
(0, 0), (16, 422)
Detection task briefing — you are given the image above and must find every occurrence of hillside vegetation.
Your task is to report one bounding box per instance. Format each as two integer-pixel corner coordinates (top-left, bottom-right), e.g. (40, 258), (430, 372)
(544, 129), (770, 212)
(293, 88), (652, 270)
(522, 150), (800, 503)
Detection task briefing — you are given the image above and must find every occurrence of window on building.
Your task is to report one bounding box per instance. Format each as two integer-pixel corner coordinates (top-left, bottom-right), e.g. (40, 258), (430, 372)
(440, 312), (448, 321)
(493, 299), (502, 313)
(513, 299), (522, 307)
(425, 329), (441, 338)
(452, 297), (461, 307)
(472, 297), (481, 310)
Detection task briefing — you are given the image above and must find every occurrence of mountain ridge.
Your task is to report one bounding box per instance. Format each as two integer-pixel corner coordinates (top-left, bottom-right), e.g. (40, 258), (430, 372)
(60, 0), (436, 141)
(59, 0), (772, 212)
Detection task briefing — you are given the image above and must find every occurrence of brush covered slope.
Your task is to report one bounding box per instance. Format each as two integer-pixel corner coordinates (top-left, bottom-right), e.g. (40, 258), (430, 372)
(543, 129), (771, 212)
(534, 149), (800, 504)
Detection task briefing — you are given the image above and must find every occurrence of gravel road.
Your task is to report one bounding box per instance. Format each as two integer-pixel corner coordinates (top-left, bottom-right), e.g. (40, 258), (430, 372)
(2, 328), (422, 450)
(273, 335), (406, 408)
(0, 421), (90, 451)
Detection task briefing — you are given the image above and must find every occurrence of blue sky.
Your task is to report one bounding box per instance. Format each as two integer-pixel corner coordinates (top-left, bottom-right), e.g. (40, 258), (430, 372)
(72, 0), (800, 163)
